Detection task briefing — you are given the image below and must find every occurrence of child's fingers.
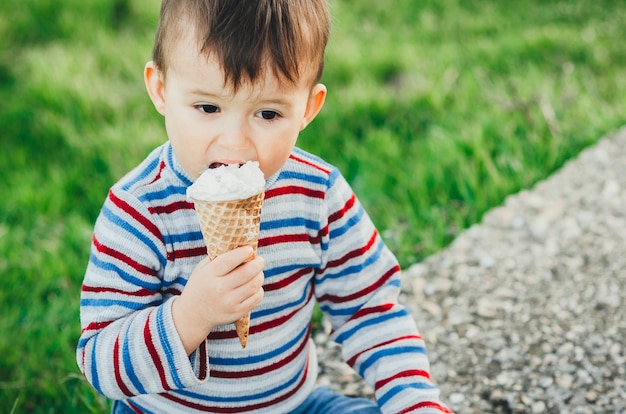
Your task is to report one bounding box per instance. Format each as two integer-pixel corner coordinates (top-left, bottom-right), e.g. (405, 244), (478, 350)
(239, 283), (265, 310)
(210, 246), (255, 274)
(231, 256), (265, 288)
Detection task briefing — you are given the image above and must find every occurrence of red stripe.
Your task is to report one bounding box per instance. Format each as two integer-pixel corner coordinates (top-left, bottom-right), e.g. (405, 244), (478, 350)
(319, 222), (329, 238)
(212, 324), (310, 379)
(321, 230), (377, 272)
(317, 265), (399, 304)
(265, 185), (324, 200)
(143, 311), (171, 391)
(81, 285), (155, 297)
(148, 160), (167, 185)
(197, 342), (208, 381)
(258, 233), (312, 248)
(162, 356), (310, 413)
(109, 190), (162, 241)
(350, 303), (395, 321)
(328, 193), (356, 224)
(398, 401), (454, 414)
(290, 153), (331, 174)
(127, 400), (146, 413)
(375, 368), (432, 390)
(163, 287), (182, 296)
(113, 336), (133, 397)
(93, 237), (158, 277)
(148, 200), (194, 215)
(168, 246), (206, 261)
(81, 319), (113, 334)
(263, 268), (310, 292)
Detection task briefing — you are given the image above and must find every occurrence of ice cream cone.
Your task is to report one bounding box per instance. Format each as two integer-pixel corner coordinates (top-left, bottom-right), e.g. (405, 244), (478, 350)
(191, 190), (264, 348)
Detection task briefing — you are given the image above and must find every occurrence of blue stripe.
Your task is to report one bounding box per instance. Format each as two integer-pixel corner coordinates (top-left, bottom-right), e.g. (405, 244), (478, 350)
(163, 231), (203, 245)
(155, 305), (184, 389)
(127, 400), (154, 414)
(378, 382), (436, 407)
(278, 169), (328, 186)
(329, 206), (365, 239)
(77, 337), (88, 350)
(167, 143), (193, 186)
(253, 284), (310, 318)
(319, 303), (359, 316)
(327, 166), (339, 187)
(263, 262), (319, 278)
(123, 325), (146, 394)
(211, 324), (308, 366)
(316, 241), (384, 283)
(90, 255), (161, 291)
(90, 336), (102, 394)
(122, 157), (160, 191)
(101, 205), (166, 268)
(358, 346), (427, 378)
(162, 276), (188, 291)
(334, 309), (408, 344)
(137, 185), (187, 203)
(261, 217), (319, 232)
(80, 298), (161, 310)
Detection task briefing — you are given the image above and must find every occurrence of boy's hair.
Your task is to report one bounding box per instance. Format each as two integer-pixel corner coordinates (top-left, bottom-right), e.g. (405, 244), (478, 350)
(152, 0), (330, 89)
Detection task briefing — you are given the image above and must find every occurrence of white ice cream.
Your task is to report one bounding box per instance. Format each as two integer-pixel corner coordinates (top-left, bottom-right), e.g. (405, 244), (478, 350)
(186, 161), (265, 201)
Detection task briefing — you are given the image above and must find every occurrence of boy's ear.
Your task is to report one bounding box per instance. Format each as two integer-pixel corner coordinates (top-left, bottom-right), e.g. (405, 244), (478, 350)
(144, 61), (166, 116)
(300, 83), (327, 130)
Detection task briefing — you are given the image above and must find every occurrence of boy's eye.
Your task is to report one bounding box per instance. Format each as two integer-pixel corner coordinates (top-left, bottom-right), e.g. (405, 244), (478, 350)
(197, 104), (219, 113)
(258, 110), (279, 120)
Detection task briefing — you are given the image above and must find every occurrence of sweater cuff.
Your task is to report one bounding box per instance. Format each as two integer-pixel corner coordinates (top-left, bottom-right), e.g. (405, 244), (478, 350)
(161, 297), (210, 386)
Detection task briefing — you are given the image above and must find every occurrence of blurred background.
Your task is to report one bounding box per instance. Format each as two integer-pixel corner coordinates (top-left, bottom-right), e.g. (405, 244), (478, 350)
(0, 0), (624, 412)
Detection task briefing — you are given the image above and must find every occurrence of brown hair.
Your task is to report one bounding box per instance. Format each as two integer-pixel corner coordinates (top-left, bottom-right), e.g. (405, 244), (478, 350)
(152, 0), (330, 89)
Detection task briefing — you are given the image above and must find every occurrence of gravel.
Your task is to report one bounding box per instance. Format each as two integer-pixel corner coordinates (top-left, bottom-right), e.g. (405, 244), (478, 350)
(315, 126), (626, 413)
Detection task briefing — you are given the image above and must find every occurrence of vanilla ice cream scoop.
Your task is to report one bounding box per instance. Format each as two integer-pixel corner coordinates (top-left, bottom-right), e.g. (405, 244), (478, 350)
(187, 161), (265, 202)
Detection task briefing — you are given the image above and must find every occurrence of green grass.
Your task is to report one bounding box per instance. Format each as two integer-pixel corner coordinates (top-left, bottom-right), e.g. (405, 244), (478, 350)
(1, 0), (624, 412)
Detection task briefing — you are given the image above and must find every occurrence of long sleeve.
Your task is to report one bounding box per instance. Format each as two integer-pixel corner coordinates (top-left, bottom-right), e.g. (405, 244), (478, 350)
(315, 169), (451, 413)
(76, 186), (210, 399)
(76, 145), (321, 413)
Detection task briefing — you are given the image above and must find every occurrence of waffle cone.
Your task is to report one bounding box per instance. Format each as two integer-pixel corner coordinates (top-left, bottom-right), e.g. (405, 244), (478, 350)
(192, 191), (264, 348)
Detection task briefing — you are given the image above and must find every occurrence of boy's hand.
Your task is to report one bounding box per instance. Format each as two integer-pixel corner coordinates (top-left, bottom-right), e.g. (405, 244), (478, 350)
(172, 246), (265, 355)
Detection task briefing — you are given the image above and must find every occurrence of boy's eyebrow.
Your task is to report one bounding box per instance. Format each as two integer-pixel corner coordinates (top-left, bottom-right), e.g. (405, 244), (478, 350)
(257, 97), (292, 106)
(188, 87), (293, 106)
(188, 87), (224, 98)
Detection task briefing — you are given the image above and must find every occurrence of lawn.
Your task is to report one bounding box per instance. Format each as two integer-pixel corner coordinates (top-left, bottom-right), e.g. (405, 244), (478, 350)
(0, 0), (624, 412)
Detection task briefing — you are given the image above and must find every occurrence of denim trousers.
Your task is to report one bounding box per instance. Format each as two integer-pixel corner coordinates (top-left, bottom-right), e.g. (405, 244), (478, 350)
(111, 386), (381, 414)
(290, 386), (381, 414)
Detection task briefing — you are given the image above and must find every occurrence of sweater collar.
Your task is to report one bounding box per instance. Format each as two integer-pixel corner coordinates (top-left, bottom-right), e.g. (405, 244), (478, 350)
(164, 142), (194, 187)
(163, 141), (281, 191)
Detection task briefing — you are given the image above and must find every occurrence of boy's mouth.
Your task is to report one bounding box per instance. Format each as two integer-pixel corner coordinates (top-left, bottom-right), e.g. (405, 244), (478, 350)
(208, 161), (244, 169)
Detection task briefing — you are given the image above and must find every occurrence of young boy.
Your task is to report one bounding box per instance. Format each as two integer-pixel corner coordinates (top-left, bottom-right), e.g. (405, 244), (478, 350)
(77, 1), (451, 413)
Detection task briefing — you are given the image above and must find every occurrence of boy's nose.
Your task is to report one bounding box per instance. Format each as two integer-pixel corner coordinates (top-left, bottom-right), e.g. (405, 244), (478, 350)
(219, 118), (251, 150)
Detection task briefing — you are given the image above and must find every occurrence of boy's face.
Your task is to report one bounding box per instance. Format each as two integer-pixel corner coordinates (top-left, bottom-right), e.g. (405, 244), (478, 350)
(144, 31), (326, 180)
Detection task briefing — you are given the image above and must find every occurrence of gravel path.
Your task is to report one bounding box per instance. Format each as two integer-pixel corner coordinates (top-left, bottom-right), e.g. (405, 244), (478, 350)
(315, 126), (626, 413)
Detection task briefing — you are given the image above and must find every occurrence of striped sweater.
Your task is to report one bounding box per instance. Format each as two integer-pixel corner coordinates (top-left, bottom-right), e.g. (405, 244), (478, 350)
(77, 142), (450, 413)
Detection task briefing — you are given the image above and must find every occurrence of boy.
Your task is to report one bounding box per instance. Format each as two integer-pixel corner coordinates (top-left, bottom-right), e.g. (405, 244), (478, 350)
(77, 1), (451, 413)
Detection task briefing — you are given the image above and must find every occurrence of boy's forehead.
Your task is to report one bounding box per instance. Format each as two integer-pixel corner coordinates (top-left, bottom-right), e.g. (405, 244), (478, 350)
(168, 44), (309, 98)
